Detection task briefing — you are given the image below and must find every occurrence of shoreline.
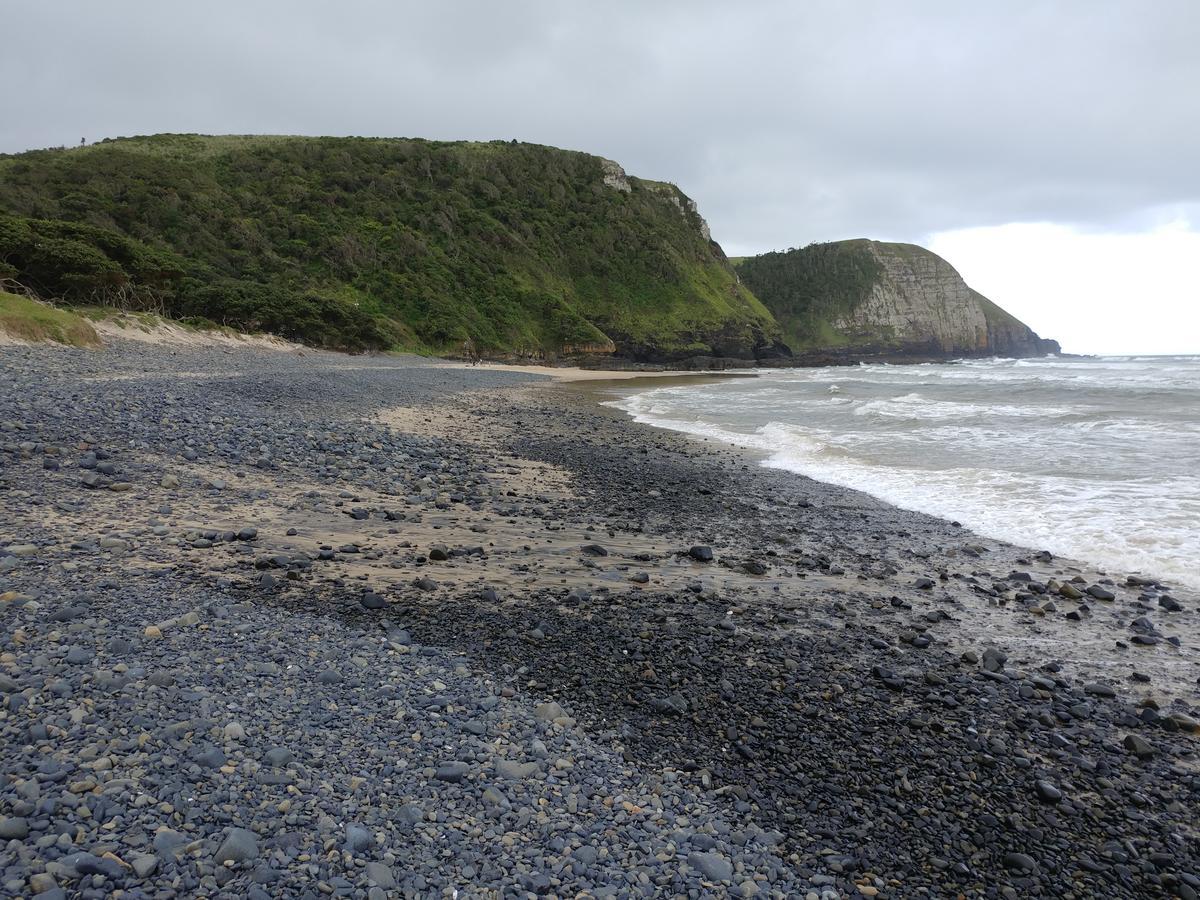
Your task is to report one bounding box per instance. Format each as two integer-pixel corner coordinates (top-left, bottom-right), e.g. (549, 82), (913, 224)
(2, 338), (1197, 897)
(547, 377), (1199, 693)
(430, 359), (762, 383)
(602, 385), (1199, 593)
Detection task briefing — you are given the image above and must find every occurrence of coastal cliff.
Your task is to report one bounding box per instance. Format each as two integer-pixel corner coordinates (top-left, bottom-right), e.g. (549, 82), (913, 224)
(736, 239), (1060, 363)
(0, 135), (785, 362)
(0, 136), (1058, 366)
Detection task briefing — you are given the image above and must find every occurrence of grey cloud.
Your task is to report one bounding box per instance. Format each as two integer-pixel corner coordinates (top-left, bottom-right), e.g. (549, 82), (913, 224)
(4, 0), (1198, 254)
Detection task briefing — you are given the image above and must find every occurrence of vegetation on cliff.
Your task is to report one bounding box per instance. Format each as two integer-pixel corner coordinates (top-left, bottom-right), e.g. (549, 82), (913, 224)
(732, 240), (883, 351)
(0, 134), (778, 357)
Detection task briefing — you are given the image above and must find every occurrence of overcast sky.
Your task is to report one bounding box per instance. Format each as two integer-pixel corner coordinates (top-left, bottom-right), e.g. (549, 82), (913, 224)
(4, 1), (1198, 352)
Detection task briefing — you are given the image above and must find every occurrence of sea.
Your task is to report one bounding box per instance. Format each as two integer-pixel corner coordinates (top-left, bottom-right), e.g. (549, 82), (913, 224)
(607, 356), (1200, 591)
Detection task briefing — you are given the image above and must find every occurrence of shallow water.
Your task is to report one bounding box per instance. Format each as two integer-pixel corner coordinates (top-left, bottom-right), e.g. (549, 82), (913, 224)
(608, 356), (1200, 590)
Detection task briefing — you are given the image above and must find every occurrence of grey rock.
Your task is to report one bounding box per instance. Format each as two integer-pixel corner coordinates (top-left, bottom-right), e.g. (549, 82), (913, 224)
(435, 761), (470, 782)
(1003, 852), (1038, 872)
(130, 852), (160, 877)
(264, 747), (295, 767)
(1123, 733), (1156, 759)
(534, 701), (567, 721)
(495, 759), (540, 779)
(688, 851), (734, 882)
(360, 591), (386, 610)
(214, 827), (259, 865)
(1034, 780), (1063, 803)
(0, 816), (29, 839)
(365, 862), (396, 888)
(344, 823), (372, 854)
(64, 646), (93, 665)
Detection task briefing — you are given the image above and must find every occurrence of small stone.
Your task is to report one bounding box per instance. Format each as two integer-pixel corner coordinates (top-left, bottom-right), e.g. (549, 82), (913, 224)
(495, 759), (540, 779)
(435, 761), (469, 783)
(344, 824), (372, 854)
(223, 722), (246, 741)
(1003, 852), (1037, 872)
(688, 851), (733, 882)
(264, 747), (295, 767)
(80, 472), (106, 488)
(29, 873), (57, 893)
(688, 546), (714, 562)
(365, 862), (395, 888)
(1123, 733), (1155, 759)
(130, 852), (159, 877)
(64, 646), (93, 665)
(1034, 780), (1063, 803)
(360, 592), (386, 610)
(73, 853), (124, 879)
(534, 701), (566, 722)
(0, 816), (29, 839)
(981, 647), (1007, 673)
(214, 827), (259, 865)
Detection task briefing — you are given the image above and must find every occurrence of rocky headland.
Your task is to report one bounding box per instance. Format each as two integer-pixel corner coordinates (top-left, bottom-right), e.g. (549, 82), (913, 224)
(737, 240), (1060, 365)
(1, 338), (1195, 899)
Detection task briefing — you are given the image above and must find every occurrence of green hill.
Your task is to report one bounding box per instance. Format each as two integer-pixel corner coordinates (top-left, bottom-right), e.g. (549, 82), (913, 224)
(735, 240), (1059, 362)
(0, 134), (785, 360)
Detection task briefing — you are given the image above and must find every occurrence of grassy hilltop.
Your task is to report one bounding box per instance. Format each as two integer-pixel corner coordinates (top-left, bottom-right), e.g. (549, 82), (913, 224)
(0, 134), (781, 359)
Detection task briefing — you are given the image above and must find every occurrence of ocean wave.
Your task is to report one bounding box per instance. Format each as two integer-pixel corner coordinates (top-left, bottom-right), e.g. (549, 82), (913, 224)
(608, 356), (1200, 590)
(850, 392), (1077, 421)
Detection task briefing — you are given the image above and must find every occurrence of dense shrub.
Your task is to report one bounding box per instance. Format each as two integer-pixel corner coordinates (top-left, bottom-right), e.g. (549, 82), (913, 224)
(0, 135), (776, 356)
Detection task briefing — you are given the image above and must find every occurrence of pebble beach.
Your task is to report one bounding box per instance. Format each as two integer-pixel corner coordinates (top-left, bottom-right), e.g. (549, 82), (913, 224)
(1, 338), (1198, 899)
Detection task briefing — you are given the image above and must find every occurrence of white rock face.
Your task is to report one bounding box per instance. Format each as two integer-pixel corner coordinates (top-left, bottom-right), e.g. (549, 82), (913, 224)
(599, 159), (631, 193)
(834, 242), (991, 352)
(684, 196), (713, 243)
(598, 162), (716, 245)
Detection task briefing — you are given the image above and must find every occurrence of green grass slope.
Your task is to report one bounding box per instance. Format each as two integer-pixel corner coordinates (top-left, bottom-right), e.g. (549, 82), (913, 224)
(0, 290), (101, 346)
(0, 134), (780, 359)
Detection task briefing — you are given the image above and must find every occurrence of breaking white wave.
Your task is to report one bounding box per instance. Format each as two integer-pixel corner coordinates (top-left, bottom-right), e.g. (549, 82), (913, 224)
(607, 356), (1200, 590)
